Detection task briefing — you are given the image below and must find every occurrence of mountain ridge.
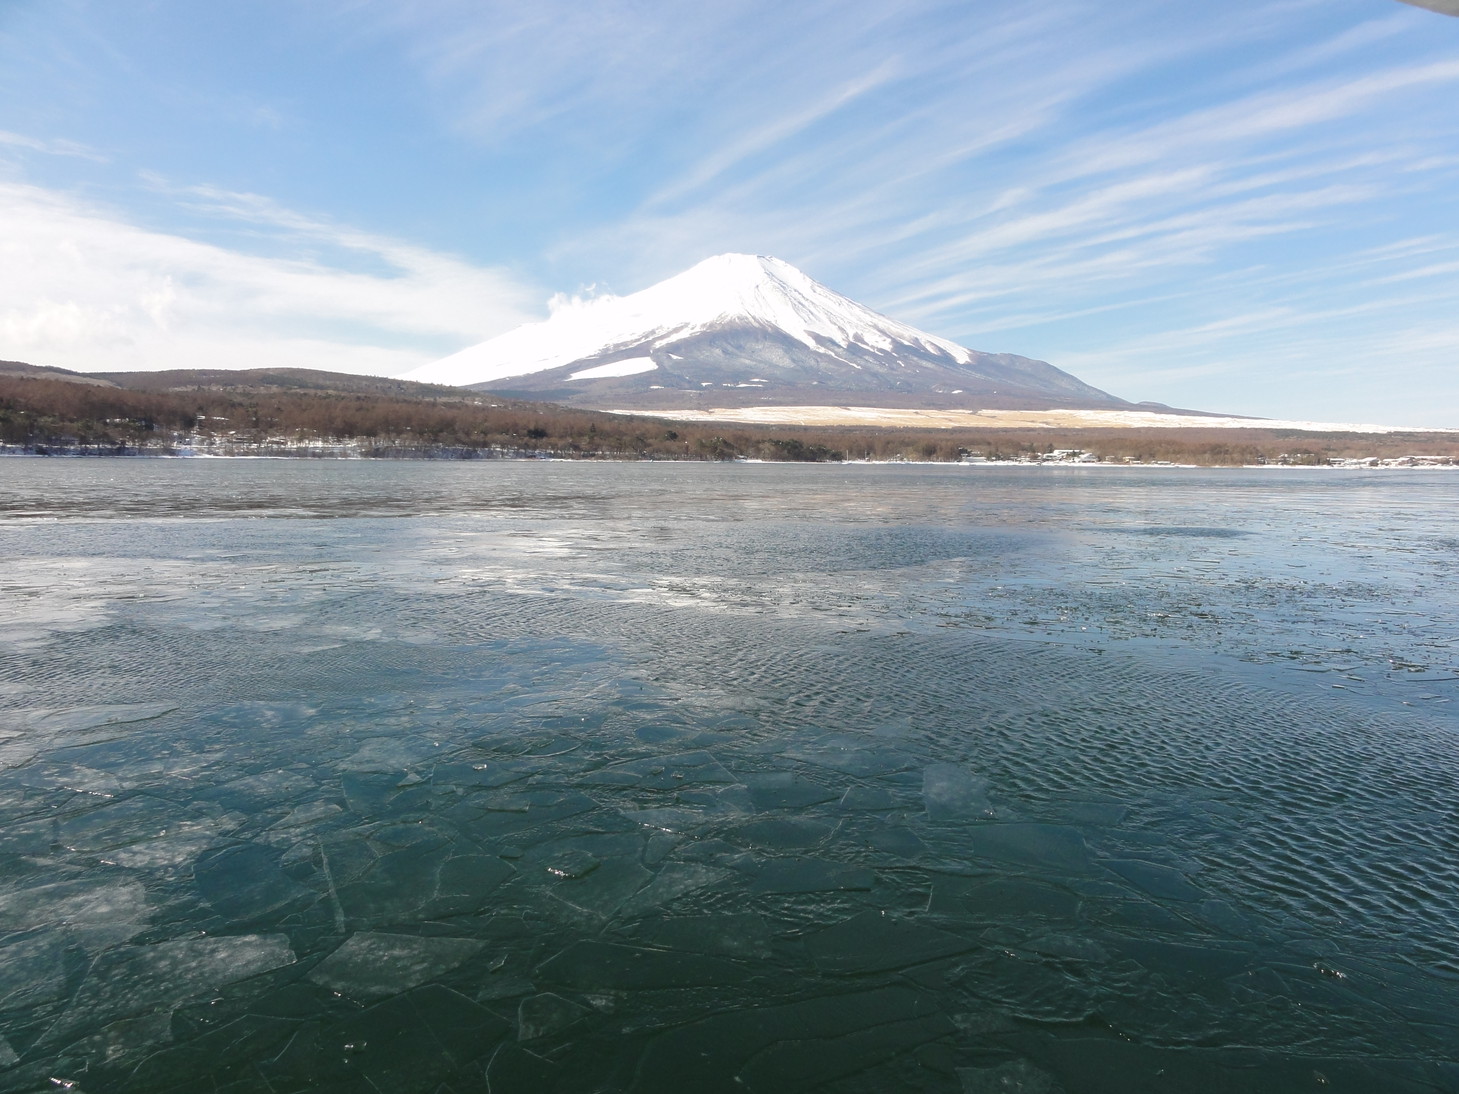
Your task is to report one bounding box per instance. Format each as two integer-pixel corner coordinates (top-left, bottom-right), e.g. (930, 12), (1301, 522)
(403, 254), (1133, 412)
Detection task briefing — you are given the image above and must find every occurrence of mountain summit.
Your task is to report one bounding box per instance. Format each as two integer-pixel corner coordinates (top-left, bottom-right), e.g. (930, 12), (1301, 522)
(404, 254), (1129, 412)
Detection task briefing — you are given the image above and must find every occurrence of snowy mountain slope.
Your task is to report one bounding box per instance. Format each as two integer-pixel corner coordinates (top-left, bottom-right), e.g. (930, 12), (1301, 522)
(403, 254), (1129, 411)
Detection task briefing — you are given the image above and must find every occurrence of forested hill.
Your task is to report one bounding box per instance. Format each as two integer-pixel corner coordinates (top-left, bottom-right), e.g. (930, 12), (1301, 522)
(86, 366), (472, 398)
(2, 362), (888, 460)
(0, 365), (749, 459)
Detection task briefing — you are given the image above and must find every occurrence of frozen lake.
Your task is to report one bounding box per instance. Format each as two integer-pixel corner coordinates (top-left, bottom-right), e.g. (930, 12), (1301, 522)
(1, 459), (1457, 1092)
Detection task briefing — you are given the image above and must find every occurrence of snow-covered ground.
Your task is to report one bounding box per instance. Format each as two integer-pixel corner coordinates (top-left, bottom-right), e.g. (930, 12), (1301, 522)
(568, 357), (659, 381)
(609, 404), (1459, 434)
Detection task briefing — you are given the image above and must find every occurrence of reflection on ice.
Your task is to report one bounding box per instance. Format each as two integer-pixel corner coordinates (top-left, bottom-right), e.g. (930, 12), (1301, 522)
(0, 934), (67, 1012)
(0, 879), (148, 951)
(921, 763), (995, 821)
(309, 933), (484, 1000)
(517, 991), (588, 1041)
(46, 935), (295, 1044)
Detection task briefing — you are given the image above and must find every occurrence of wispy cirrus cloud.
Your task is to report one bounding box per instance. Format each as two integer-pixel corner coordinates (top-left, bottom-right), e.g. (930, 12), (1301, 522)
(0, 129), (107, 162)
(495, 5), (1456, 419)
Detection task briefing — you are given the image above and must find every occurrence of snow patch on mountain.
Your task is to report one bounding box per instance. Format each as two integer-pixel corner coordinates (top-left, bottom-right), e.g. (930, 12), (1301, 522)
(568, 357), (658, 381)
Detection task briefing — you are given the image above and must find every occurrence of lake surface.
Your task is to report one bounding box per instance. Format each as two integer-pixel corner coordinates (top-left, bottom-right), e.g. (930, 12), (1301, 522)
(1, 460), (1457, 1093)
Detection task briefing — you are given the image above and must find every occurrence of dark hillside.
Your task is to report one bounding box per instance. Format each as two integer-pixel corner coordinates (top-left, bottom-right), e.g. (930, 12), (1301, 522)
(0, 360), (118, 387)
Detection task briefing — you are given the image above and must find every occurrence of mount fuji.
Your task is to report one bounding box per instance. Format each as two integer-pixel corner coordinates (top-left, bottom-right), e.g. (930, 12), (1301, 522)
(403, 254), (1133, 413)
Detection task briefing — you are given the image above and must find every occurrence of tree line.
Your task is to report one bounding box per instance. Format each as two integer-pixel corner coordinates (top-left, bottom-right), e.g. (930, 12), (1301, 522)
(3, 374), (1456, 464)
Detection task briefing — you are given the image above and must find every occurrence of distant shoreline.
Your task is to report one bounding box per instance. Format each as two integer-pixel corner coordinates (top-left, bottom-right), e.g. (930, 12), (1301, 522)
(4, 448), (1455, 470)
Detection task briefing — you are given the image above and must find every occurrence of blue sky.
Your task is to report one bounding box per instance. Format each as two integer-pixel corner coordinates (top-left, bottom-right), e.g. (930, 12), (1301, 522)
(1, 0), (1457, 425)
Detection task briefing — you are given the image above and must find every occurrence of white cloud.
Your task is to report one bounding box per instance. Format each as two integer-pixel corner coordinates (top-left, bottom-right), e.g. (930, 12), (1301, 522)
(645, 60), (904, 209)
(0, 180), (540, 374)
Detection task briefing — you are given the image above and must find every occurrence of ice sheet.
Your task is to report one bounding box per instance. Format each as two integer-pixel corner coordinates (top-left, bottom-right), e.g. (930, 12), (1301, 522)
(2, 462), (1458, 1090)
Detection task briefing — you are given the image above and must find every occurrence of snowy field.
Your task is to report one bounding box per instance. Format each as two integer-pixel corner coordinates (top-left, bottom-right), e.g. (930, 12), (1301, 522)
(611, 404), (1459, 433)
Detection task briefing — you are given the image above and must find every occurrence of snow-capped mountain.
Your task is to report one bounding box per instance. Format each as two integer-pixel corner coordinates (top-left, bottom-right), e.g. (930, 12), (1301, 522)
(403, 254), (1129, 411)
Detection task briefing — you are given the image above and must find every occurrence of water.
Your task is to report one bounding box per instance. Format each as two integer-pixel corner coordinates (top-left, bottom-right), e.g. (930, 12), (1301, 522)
(1, 460), (1457, 1093)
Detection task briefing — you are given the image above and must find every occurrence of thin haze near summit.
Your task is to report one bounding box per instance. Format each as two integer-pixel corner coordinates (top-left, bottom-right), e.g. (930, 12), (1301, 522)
(1, 1), (1457, 425)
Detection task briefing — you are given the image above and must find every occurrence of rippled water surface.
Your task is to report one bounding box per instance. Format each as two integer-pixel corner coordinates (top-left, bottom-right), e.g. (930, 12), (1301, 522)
(1, 460), (1457, 1093)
